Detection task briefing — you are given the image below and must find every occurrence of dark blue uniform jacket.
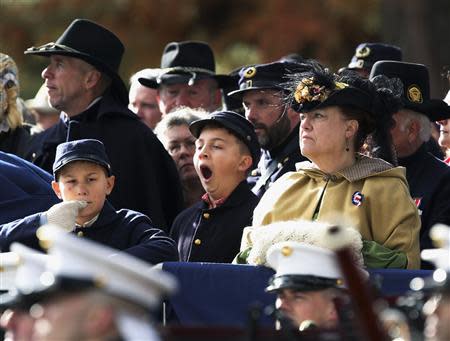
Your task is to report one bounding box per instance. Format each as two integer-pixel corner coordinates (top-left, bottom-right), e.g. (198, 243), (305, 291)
(247, 125), (306, 198)
(0, 151), (59, 224)
(0, 200), (179, 265)
(170, 181), (259, 263)
(399, 143), (450, 250)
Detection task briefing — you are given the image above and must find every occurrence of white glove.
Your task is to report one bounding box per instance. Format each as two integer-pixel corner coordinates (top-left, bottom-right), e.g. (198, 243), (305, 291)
(46, 200), (88, 232)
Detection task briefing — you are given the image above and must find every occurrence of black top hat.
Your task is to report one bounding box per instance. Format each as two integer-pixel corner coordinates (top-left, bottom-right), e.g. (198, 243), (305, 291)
(138, 41), (232, 89)
(347, 43), (402, 71)
(228, 61), (308, 98)
(53, 139), (112, 178)
(25, 19), (128, 105)
(370, 61), (450, 121)
(189, 110), (261, 168)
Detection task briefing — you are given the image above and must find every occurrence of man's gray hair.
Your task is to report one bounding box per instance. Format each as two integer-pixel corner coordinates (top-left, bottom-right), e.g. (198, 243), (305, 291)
(400, 109), (431, 142)
(154, 107), (208, 142)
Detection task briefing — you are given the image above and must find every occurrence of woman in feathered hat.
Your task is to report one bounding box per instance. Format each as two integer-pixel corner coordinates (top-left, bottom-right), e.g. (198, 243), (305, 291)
(240, 62), (420, 269)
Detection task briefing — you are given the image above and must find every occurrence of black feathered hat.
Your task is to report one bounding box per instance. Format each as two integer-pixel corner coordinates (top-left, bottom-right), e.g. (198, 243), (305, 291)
(288, 62), (401, 164)
(288, 63), (375, 114)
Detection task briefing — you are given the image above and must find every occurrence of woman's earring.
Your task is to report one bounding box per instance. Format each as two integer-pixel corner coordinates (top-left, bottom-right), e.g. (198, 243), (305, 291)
(345, 139), (350, 152)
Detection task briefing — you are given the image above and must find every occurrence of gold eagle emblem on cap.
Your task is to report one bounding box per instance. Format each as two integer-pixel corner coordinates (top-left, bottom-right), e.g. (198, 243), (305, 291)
(281, 245), (293, 257)
(407, 85), (423, 103)
(243, 66), (257, 78)
(355, 46), (371, 58)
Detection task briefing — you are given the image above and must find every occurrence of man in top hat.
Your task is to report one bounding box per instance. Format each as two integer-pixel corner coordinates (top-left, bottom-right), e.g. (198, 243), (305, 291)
(370, 61), (450, 257)
(23, 18), (183, 231)
(1, 225), (177, 341)
(342, 42), (402, 78)
(138, 41), (230, 115)
(228, 61), (309, 198)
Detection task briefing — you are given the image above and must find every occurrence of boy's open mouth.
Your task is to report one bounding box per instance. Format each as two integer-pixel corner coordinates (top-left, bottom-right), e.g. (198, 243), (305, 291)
(200, 165), (213, 180)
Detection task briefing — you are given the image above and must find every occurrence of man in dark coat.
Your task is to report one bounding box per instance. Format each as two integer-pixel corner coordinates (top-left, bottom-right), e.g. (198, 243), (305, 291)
(228, 61), (309, 198)
(23, 19), (183, 231)
(0, 152), (59, 224)
(370, 61), (450, 255)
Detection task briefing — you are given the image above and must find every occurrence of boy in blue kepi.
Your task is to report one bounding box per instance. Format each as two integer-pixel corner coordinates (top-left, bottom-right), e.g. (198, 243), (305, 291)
(0, 139), (178, 264)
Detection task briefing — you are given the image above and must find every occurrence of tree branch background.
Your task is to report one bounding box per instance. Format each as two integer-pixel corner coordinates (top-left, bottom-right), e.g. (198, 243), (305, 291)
(1, 0), (449, 99)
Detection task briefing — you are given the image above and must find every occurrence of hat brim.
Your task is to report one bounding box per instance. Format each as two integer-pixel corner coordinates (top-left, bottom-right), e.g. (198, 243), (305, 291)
(189, 116), (248, 140)
(25, 45), (129, 106)
(0, 276), (95, 310)
(227, 85), (285, 98)
(139, 72), (233, 89)
(0, 291), (50, 311)
(189, 114), (261, 168)
(265, 274), (342, 293)
(295, 87), (372, 113)
(404, 99), (450, 121)
(347, 60), (371, 71)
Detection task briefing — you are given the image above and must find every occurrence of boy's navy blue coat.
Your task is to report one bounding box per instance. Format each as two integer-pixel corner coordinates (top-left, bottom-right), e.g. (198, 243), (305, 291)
(0, 200), (179, 265)
(170, 181), (259, 263)
(25, 92), (183, 231)
(0, 151), (59, 224)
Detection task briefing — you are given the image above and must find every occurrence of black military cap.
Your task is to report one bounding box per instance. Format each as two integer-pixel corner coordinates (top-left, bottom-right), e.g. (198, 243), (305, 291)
(138, 41), (232, 89)
(53, 139), (112, 178)
(189, 110), (261, 168)
(228, 61), (307, 98)
(347, 43), (402, 72)
(25, 19), (128, 105)
(370, 61), (450, 121)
